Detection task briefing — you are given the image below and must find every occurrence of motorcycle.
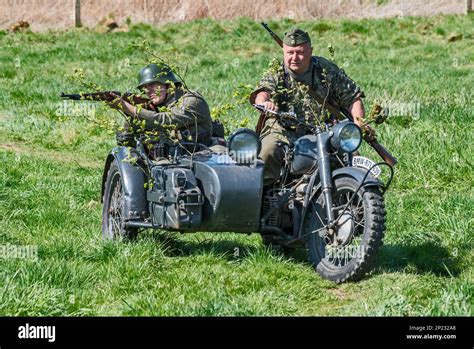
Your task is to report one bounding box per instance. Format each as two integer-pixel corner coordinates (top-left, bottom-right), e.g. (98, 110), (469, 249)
(101, 107), (393, 283)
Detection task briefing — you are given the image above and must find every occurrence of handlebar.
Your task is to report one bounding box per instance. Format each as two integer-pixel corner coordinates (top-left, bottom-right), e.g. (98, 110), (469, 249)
(252, 104), (297, 119)
(253, 104), (320, 132)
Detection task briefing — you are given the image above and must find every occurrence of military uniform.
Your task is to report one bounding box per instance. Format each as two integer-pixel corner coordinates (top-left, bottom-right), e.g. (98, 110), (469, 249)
(136, 88), (213, 144)
(119, 63), (213, 146)
(249, 28), (364, 184)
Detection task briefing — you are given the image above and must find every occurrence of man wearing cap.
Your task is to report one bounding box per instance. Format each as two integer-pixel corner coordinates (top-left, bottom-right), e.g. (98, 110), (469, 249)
(111, 63), (213, 146)
(250, 28), (375, 185)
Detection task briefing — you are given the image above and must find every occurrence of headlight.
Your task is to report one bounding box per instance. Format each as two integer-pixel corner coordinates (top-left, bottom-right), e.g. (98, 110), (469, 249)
(330, 121), (362, 153)
(228, 128), (261, 164)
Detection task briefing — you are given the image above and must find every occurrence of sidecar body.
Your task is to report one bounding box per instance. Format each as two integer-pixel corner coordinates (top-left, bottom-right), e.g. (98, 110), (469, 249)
(101, 130), (265, 233)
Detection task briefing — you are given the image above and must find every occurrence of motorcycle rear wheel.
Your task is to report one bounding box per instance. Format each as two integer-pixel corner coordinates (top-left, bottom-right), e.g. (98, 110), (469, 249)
(306, 176), (386, 283)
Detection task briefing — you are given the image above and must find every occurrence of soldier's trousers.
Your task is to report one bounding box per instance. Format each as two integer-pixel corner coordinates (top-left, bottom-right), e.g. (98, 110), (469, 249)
(259, 132), (289, 186)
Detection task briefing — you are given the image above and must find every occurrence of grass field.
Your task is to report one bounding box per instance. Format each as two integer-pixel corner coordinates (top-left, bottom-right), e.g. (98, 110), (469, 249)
(0, 14), (472, 316)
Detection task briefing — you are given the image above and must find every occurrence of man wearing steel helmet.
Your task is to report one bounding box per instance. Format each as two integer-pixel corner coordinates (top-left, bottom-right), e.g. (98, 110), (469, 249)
(249, 28), (375, 185)
(112, 63), (213, 147)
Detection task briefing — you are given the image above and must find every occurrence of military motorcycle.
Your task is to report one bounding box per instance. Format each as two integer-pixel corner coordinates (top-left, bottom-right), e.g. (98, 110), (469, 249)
(101, 107), (393, 283)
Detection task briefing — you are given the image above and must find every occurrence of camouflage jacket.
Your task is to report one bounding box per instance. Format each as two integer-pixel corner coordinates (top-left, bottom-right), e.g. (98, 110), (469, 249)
(137, 88), (213, 143)
(250, 56), (364, 140)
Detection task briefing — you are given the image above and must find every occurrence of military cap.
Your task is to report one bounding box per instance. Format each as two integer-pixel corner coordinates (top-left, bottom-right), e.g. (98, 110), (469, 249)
(283, 28), (311, 47)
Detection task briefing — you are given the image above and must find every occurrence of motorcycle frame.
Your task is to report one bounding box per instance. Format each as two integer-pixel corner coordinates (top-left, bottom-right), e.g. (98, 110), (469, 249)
(259, 125), (391, 247)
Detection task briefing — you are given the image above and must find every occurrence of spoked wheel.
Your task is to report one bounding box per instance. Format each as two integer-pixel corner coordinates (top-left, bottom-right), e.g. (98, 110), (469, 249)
(306, 176), (386, 283)
(102, 160), (137, 240)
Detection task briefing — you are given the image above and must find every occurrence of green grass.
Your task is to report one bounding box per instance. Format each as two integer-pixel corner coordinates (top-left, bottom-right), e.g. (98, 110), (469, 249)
(0, 14), (473, 316)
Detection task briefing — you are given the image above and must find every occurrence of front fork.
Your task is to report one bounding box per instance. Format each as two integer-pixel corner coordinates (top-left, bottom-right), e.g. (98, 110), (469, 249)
(315, 130), (336, 235)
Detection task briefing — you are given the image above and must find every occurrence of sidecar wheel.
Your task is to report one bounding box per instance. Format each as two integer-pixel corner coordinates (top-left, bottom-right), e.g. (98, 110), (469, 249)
(102, 160), (138, 241)
(306, 176), (386, 283)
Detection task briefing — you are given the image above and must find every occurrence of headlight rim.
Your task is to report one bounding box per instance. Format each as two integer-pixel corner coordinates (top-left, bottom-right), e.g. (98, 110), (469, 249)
(330, 121), (362, 154)
(228, 128), (261, 163)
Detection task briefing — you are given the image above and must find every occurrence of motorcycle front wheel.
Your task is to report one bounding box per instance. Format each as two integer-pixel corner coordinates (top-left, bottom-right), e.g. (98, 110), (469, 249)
(306, 176), (386, 283)
(101, 160), (138, 240)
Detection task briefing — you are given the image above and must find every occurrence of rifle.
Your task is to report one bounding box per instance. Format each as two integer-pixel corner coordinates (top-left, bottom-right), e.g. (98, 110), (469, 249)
(261, 22), (283, 47)
(260, 22), (397, 167)
(60, 91), (157, 111)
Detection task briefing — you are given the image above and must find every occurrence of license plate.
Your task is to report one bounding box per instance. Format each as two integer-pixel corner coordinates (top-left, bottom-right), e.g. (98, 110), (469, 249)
(352, 156), (381, 178)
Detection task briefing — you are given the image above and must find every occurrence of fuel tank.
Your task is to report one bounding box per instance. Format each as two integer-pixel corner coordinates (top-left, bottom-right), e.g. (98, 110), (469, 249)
(291, 135), (319, 175)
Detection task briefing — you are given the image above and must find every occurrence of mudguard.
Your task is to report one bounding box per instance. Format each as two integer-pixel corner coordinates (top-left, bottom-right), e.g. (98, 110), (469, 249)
(101, 146), (148, 221)
(301, 166), (384, 228)
(308, 166), (384, 198)
(332, 166), (384, 189)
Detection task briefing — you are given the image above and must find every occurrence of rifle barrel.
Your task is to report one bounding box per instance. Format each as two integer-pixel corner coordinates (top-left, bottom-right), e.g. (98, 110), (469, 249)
(60, 92), (82, 100)
(261, 22), (283, 47)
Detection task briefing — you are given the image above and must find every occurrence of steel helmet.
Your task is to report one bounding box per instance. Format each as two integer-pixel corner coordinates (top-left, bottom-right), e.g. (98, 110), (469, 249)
(137, 63), (179, 89)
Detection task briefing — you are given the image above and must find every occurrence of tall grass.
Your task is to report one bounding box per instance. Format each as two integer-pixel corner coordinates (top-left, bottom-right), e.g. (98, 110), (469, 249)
(0, 0), (466, 31)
